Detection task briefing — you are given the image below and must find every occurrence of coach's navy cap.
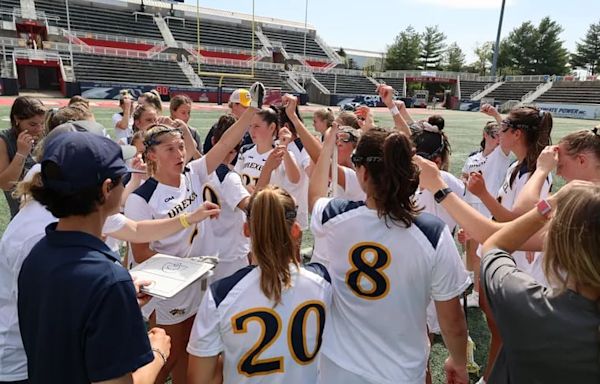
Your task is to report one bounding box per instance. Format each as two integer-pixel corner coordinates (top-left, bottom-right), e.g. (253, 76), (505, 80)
(41, 131), (130, 194)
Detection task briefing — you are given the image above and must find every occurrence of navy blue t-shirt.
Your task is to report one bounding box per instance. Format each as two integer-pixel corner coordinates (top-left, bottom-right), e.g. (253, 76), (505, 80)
(18, 223), (154, 383)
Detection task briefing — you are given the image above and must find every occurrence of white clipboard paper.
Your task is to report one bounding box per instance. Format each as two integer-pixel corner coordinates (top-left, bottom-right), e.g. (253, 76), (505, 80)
(130, 254), (217, 299)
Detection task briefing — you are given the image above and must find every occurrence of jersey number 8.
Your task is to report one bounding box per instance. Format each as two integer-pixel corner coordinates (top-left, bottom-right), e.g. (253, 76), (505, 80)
(346, 242), (391, 300)
(231, 300), (326, 377)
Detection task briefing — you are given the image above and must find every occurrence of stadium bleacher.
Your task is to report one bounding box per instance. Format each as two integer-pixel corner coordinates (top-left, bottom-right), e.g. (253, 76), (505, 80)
(197, 63), (293, 92)
(484, 81), (542, 103)
(261, 27), (328, 58)
(167, 18), (260, 51)
(313, 72), (375, 95)
(34, 0), (163, 41)
(534, 81), (600, 104)
(71, 53), (192, 86)
(459, 81), (490, 99)
(376, 77), (404, 91)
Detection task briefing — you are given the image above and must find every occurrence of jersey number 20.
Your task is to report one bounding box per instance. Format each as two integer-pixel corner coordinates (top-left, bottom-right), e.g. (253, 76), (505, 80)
(231, 300), (326, 377)
(346, 242), (391, 300)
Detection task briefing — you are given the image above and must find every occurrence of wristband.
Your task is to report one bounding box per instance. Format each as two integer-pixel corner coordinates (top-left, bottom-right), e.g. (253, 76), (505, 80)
(152, 348), (168, 366)
(389, 105), (400, 116)
(536, 199), (552, 219)
(179, 213), (191, 228)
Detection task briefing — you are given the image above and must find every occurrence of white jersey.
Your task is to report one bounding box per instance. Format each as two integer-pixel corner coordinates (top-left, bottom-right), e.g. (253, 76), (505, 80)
(494, 161), (552, 286)
(416, 171), (465, 233)
(112, 112), (133, 144)
(333, 166), (366, 201)
(124, 157), (209, 325)
(187, 263), (332, 384)
(200, 163), (250, 279)
(234, 144), (293, 189)
(311, 198), (470, 384)
(462, 147), (512, 215)
(282, 139), (311, 230)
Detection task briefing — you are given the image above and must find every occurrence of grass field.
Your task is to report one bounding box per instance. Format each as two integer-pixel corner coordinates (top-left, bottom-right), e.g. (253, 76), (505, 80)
(1, 101), (597, 383)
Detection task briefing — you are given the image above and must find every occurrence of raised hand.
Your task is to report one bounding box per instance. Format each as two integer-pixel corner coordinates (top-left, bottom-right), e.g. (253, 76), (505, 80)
(16, 130), (34, 157)
(278, 126), (293, 147)
(467, 172), (488, 197)
(249, 82), (265, 109)
(536, 145), (559, 174)
(377, 84), (395, 108)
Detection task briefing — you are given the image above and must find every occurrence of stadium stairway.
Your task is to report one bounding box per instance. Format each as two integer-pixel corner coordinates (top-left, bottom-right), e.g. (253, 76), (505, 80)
(483, 81), (543, 104)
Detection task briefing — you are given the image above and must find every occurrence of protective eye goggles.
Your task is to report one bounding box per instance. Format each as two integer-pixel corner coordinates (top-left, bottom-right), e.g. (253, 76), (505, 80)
(336, 132), (358, 143)
(351, 153), (383, 167)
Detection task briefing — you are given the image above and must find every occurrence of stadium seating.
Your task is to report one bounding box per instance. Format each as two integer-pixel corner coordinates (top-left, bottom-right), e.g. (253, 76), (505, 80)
(375, 77), (404, 91)
(484, 81), (542, 103)
(197, 63), (294, 92)
(261, 27), (328, 58)
(34, 0), (163, 40)
(313, 72), (375, 95)
(459, 81), (490, 98)
(534, 81), (600, 104)
(71, 53), (192, 86)
(0, 0), (20, 21)
(167, 18), (259, 51)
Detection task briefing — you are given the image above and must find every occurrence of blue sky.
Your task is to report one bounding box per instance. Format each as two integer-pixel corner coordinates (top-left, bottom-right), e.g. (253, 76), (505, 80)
(183, 0), (599, 62)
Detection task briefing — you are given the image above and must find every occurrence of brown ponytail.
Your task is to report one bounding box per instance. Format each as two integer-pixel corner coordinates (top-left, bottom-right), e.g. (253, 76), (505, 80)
(354, 129), (421, 227)
(246, 186), (299, 304)
(507, 106), (553, 186)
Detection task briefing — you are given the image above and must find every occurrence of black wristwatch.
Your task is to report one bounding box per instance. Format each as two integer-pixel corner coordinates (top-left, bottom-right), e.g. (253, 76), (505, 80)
(434, 188), (452, 203)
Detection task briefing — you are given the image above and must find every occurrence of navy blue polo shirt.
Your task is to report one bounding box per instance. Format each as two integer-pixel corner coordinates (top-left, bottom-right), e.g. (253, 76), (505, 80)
(18, 223), (154, 383)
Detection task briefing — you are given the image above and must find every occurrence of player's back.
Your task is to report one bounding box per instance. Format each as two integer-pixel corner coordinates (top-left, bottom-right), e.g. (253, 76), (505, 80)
(311, 198), (469, 384)
(188, 263), (332, 384)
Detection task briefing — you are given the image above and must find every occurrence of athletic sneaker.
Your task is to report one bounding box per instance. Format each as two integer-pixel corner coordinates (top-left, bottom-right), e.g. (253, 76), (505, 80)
(475, 377), (486, 384)
(467, 291), (480, 308)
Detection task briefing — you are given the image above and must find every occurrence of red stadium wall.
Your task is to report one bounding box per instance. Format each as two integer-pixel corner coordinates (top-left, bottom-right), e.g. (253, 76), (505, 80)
(79, 38), (154, 51)
(200, 50), (252, 61)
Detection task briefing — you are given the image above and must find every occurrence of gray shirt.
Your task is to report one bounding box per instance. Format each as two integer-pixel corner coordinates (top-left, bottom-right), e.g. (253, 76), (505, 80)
(482, 248), (600, 384)
(0, 129), (36, 219)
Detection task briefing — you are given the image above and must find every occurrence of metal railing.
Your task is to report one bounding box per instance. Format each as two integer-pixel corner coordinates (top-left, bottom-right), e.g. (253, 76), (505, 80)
(69, 30), (165, 46)
(189, 56), (284, 71)
(45, 41), (178, 61)
(13, 48), (61, 62)
(505, 75), (550, 82)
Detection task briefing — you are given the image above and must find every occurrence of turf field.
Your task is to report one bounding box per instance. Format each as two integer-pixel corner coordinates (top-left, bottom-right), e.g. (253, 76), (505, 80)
(0, 100), (596, 383)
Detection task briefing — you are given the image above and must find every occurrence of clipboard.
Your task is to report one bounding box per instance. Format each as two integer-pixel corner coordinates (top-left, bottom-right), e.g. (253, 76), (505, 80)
(130, 254), (217, 299)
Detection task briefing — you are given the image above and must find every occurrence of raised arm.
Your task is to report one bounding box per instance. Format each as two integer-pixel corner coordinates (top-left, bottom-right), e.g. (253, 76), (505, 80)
(204, 82), (264, 174)
(282, 94), (323, 163)
(513, 146), (557, 211)
(309, 126), (338, 211)
(377, 84), (410, 137)
(414, 155), (544, 251)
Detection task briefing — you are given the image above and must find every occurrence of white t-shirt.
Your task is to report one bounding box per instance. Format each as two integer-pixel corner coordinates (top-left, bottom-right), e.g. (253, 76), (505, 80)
(416, 171), (465, 234)
(200, 164), (250, 265)
(311, 198), (470, 384)
(0, 201), (129, 381)
(124, 157), (209, 325)
(282, 139), (311, 230)
(333, 166), (366, 201)
(187, 263), (332, 384)
(234, 144), (294, 189)
(112, 112), (133, 144)
(494, 161), (552, 286)
(462, 147), (512, 216)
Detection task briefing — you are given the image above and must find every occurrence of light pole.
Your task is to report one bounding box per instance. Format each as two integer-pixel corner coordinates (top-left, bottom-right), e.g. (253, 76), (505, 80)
(491, 0), (506, 77)
(65, 0), (74, 70)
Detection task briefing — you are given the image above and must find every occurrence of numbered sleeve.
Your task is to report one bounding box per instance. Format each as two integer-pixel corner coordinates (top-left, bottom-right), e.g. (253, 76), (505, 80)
(187, 289), (224, 357)
(431, 227), (471, 301)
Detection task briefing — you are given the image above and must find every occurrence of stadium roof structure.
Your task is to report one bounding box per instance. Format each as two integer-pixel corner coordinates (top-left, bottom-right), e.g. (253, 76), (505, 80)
(109, 0), (316, 32)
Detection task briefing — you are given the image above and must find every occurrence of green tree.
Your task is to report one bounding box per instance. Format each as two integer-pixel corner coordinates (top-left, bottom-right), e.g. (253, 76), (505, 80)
(419, 25), (446, 70)
(571, 21), (600, 75)
(472, 41), (493, 75)
(498, 17), (568, 75)
(385, 26), (421, 70)
(444, 42), (465, 72)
